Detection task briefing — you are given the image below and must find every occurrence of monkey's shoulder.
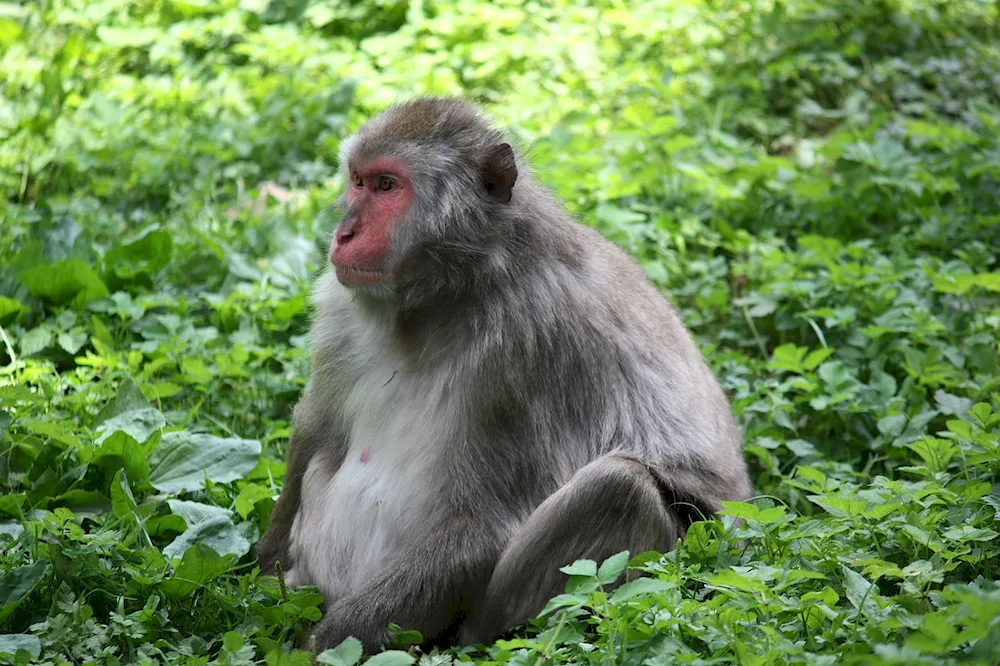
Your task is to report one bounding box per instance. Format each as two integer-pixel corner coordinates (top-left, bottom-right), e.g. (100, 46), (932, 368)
(527, 232), (694, 356)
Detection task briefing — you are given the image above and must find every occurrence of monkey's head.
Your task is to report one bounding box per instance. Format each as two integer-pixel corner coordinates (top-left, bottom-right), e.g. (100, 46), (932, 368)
(331, 98), (521, 305)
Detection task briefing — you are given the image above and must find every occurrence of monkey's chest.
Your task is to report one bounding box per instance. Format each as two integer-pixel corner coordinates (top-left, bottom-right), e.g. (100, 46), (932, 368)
(287, 389), (445, 602)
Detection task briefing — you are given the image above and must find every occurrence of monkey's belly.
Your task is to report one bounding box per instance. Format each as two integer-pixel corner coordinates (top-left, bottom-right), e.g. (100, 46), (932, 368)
(287, 444), (433, 601)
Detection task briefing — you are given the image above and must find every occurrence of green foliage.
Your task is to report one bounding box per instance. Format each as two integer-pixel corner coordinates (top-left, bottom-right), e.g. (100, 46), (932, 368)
(2, 0), (999, 664)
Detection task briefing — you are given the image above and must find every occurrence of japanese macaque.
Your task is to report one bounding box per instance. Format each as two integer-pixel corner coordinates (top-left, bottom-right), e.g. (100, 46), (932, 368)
(255, 98), (752, 653)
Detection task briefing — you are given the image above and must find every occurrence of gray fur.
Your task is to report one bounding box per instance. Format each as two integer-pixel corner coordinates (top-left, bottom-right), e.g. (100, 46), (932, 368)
(256, 97), (752, 653)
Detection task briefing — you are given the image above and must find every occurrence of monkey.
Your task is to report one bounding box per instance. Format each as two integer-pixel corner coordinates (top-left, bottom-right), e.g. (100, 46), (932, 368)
(255, 97), (752, 653)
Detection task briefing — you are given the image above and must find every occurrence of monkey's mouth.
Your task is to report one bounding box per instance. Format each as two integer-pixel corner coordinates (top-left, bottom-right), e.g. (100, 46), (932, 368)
(335, 264), (389, 286)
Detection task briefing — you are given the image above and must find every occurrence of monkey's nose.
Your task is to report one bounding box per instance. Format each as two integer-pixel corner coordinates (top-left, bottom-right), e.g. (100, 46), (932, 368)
(336, 227), (355, 245)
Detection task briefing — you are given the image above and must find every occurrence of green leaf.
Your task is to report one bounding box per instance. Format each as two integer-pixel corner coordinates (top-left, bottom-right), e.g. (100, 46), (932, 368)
(740, 292), (778, 318)
(149, 432), (261, 493)
(816, 361), (854, 390)
(94, 380), (150, 424)
(163, 515), (250, 560)
(103, 229), (173, 287)
(809, 496), (868, 517)
(94, 407), (166, 445)
(222, 632), (245, 654)
(877, 414), (908, 438)
(160, 543), (229, 598)
(0, 17), (23, 46)
(934, 272), (1000, 295)
(596, 550), (630, 584)
(18, 327), (52, 357)
(316, 637), (363, 666)
(560, 559), (597, 577)
(795, 466), (827, 486)
(0, 523), (23, 539)
(538, 592), (587, 617)
(147, 514), (187, 539)
(941, 526), (998, 542)
(109, 469), (139, 519)
(842, 566), (878, 616)
(0, 386), (42, 404)
(263, 647), (315, 666)
(0, 495), (24, 518)
(621, 102), (655, 126)
(93, 431), (151, 484)
(364, 652), (415, 666)
(0, 560), (48, 623)
(907, 437), (958, 473)
(969, 402), (1000, 429)
(0, 634), (41, 658)
(235, 483), (273, 518)
(769, 343), (807, 373)
(0, 296), (25, 321)
(18, 259), (109, 308)
(610, 577), (672, 602)
(866, 502), (900, 520)
(96, 26), (162, 47)
(23, 419), (81, 448)
(757, 506), (787, 524)
(180, 357), (213, 384)
(388, 626), (422, 650)
(167, 499), (233, 527)
(719, 501), (759, 520)
(934, 390), (973, 417)
(57, 329), (88, 354)
(678, 521), (714, 558)
(708, 569), (766, 593)
(594, 203), (645, 228)
(802, 347), (835, 370)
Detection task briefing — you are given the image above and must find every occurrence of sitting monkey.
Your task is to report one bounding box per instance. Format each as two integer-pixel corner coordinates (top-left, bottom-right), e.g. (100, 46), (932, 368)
(256, 98), (752, 652)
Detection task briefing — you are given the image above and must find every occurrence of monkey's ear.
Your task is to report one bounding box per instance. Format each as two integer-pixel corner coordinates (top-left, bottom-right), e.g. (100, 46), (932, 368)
(481, 143), (518, 203)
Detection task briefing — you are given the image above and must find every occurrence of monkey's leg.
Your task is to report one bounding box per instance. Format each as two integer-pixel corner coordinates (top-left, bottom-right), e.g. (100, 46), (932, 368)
(461, 454), (680, 644)
(308, 516), (504, 653)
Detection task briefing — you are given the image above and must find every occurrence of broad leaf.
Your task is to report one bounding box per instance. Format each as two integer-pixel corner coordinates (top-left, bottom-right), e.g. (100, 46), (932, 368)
(149, 432), (261, 493)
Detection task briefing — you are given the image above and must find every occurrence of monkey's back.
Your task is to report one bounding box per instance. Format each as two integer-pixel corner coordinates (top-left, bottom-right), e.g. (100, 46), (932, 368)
(460, 206), (751, 514)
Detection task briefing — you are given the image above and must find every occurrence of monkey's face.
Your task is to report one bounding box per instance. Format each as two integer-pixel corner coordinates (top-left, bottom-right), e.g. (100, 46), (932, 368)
(330, 157), (413, 290)
(329, 99), (519, 308)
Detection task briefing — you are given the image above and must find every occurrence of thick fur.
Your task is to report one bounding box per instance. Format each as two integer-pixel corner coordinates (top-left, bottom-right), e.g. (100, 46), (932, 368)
(256, 98), (752, 652)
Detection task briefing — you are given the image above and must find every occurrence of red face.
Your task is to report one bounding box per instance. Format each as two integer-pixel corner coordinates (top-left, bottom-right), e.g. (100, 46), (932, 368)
(330, 157), (412, 288)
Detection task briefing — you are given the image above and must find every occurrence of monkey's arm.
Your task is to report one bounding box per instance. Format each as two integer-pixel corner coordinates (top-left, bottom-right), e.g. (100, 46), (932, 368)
(255, 429), (310, 574)
(256, 394), (345, 574)
(309, 516), (504, 653)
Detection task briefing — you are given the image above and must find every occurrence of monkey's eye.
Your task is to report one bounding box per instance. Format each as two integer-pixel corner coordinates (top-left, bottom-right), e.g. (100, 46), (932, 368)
(375, 176), (394, 192)
(351, 172), (363, 187)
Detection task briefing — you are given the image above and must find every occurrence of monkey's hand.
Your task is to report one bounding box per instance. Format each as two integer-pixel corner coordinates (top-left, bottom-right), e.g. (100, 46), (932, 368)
(254, 530), (288, 575)
(308, 597), (394, 655)
(254, 442), (313, 576)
